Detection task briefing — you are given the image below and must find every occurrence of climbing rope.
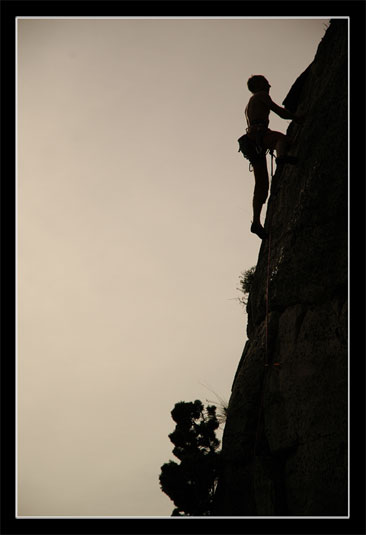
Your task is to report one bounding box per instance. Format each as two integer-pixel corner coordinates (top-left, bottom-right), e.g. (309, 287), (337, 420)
(265, 229), (271, 366)
(253, 227), (271, 456)
(253, 150), (277, 456)
(264, 150), (275, 370)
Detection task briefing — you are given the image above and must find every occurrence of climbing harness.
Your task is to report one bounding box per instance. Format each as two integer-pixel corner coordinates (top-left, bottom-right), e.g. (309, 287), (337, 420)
(237, 133), (265, 170)
(237, 132), (275, 175)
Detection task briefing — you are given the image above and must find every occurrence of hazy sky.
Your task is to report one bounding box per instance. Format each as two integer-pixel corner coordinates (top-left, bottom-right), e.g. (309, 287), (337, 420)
(17, 17), (329, 517)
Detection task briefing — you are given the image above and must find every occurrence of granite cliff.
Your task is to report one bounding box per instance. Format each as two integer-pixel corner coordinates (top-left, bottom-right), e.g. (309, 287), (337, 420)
(215, 20), (348, 516)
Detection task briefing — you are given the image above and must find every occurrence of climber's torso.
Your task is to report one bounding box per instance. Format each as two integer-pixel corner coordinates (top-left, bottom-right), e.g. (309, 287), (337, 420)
(245, 91), (271, 131)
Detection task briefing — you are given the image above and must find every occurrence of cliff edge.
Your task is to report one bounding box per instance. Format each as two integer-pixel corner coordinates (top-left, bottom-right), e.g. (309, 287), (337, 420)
(215, 20), (348, 516)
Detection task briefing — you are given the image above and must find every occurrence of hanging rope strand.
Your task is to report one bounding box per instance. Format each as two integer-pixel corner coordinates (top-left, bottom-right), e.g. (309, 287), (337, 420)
(253, 153), (274, 456)
(265, 229), (271, 366)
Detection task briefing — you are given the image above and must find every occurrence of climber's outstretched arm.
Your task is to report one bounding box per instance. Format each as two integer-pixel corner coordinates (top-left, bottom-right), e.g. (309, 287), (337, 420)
(270, 99), (305, 124)
(256, 91), (304, 123)
(269, 100), (293, 119)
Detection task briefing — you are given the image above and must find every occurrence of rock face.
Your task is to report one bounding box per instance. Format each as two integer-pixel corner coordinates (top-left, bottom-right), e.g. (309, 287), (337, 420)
(215, 20), (348, 516)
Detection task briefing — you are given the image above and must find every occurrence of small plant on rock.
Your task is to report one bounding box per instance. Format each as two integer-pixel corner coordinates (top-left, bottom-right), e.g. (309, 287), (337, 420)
(238, 266), (256, 306)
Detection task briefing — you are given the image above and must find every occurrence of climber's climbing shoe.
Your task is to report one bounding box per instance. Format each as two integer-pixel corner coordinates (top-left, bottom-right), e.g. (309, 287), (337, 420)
(251, 222), (267, 240)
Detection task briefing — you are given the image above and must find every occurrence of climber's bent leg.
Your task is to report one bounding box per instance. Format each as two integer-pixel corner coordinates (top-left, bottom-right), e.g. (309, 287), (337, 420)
(262, 129), (297, 165)
(262, 129), (288, 157)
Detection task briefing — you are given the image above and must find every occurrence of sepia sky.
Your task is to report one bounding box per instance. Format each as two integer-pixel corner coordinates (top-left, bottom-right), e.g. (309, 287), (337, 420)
(17, 16), (330, 517)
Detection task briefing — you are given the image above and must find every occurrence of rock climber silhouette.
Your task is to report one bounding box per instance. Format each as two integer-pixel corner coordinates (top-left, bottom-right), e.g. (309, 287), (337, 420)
(245, 75), (304, 239)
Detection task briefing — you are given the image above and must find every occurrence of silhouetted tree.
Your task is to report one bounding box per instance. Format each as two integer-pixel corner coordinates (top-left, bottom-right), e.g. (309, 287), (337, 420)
(159, 400), (221, 516)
